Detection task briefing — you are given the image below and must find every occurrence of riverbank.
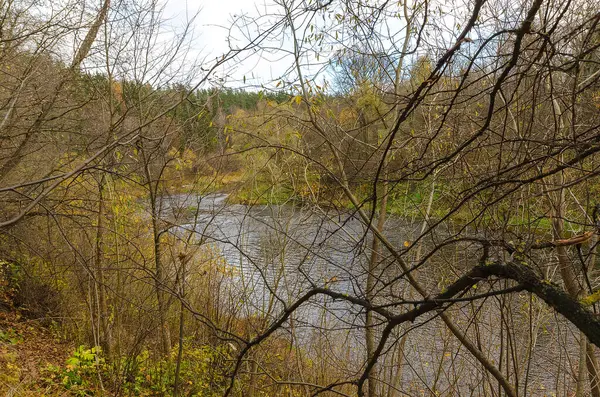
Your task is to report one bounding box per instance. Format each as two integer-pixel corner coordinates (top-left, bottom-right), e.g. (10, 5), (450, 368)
(191, 174), (579, 236)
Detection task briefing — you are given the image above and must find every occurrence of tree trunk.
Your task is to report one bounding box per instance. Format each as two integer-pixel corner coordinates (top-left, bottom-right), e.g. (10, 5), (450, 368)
(173, 254), (186, 396)
(141, 146), (171, 356)
(152, 208), (171, 356)
(549, 177), (600, 397)
(95, 173), (112, 356)
(365, 142), (389, 397)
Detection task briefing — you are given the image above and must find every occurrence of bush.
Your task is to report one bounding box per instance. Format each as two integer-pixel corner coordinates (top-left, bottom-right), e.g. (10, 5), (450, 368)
(44, 345), (105, 396)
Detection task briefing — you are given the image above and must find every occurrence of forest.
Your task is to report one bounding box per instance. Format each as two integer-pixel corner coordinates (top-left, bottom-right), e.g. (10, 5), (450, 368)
(1, 0), (600, 396)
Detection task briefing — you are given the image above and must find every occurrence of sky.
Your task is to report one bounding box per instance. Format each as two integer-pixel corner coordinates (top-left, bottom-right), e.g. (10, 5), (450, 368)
(158, 0), (456, 92)
(164, 0), (290, 89)
(159, 0), (428, 92)
(46, 0), (471, 91)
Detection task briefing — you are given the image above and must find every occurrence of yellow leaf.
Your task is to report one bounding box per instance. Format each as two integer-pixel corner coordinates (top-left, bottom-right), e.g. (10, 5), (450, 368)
(295, 95), (302, 105)
(403, 241), (410, 247)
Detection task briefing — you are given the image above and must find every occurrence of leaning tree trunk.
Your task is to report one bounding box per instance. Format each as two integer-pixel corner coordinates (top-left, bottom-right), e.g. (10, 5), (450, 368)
(0, 0), (111, 181)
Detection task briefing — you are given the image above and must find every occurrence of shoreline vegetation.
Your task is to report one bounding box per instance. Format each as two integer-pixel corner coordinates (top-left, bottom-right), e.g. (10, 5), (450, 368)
(194, 174), (583, 235)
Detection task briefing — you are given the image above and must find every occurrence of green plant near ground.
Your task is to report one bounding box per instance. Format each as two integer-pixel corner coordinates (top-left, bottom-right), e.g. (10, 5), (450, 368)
(0, 327), (22, 344)
(0, 260), (22, 309)
(43, 345), (105, 396)
(120, 343), (230, 396)
(0, 351), (21, 386)
(41, 342), (231, 396)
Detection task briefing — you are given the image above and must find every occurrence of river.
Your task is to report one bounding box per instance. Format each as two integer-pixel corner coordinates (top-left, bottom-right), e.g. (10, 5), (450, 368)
(162, 192), (580, 396)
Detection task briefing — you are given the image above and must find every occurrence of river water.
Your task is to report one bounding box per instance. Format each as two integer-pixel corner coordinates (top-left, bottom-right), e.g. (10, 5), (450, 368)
(162, 192), (580, 396)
